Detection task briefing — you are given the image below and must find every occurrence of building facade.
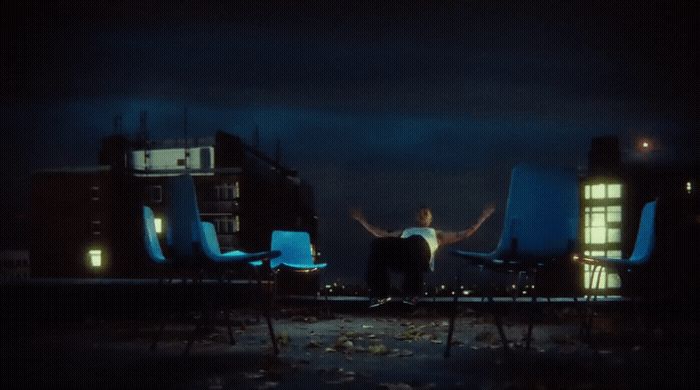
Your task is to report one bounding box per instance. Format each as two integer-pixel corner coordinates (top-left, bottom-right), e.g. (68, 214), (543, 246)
(31, 131), (319, 278)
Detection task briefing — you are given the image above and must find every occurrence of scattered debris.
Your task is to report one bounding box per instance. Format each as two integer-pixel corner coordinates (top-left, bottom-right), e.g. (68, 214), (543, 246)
(290, 315), (318, 323)
(244, 370), (266, 379)
(306, 340), (322, 349)
(276, 332), (290, 346)
(368, 344), (389, 355)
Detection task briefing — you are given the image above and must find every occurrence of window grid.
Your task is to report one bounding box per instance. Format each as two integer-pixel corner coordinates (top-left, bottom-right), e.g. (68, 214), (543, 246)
(582, 182), (623, 289)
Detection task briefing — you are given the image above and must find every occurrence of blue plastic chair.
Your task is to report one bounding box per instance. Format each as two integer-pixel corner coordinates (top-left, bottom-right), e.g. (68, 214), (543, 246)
(201, 222), (279, 263)
(249, 230), (326, 270)
(577, 200), (656, 274)
(167, 174), (280, 265)
(445, 164), (579, 356)
(452, 164), (579, 267)
(166, 173), (281, 355)
(575, 200), (656, 340)
(143, 206), (166, 264)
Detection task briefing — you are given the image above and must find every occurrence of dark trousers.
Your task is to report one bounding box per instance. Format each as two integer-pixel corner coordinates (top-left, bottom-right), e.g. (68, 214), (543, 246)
(367, 235), (431, 297)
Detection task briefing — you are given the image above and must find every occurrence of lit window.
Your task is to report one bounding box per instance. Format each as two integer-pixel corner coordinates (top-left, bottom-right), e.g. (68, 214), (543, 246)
(234, 215), (240, 232)
(607, 228), (621, 243)
(584, 185), (591, 199)
(88, 249), (102, 267)
(607, 273), (621, 288)
(234, 182), (240, 198)
(584, 228), (591, 244)
(591, 227), (606, 244)
(591, 250), (605, 256)
(591, 184), (606, 199)
(607, 184), (622, 198)
(607, 206), (622, 223)
(585, 213), (590, 227)
(591, 210), (605, 227)
(154, 218), (163, 234)
(606, 250), (622, 258)
(687, 181), (693, 194)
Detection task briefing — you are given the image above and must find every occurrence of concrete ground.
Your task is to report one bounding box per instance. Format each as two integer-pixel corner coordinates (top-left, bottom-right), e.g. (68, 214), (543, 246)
(2, 304), (698, 389)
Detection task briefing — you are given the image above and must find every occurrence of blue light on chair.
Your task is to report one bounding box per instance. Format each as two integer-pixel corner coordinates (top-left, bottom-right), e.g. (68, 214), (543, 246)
(201, 221), (279, 263)
(168, 173), (280, 264)
(250, 230), (327, 270)
(143, 206), (166, 264)
(452, 164), (579, 267)
(445, 164), (579, 356)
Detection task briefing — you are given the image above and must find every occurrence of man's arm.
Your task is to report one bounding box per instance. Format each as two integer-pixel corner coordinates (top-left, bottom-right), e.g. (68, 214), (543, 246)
(350, 208), (402, 238)
(437, 204), (495, 246)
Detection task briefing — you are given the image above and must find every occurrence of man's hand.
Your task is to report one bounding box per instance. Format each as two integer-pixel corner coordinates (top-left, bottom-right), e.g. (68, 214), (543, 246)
(479, 203), (496, 222)
(350, 208), (366, 223)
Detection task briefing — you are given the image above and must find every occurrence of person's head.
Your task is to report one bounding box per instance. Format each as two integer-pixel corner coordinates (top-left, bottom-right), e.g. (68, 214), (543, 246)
(415, 207), (433, 227)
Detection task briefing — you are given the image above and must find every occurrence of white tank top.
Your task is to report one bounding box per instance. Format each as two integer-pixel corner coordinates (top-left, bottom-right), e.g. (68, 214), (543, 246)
(401, 227), (439, 271)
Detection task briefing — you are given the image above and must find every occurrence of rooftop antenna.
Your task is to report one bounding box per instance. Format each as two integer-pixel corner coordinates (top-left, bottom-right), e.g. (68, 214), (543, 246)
(139, 110), (150, 170)
(183, 107), (190, 170)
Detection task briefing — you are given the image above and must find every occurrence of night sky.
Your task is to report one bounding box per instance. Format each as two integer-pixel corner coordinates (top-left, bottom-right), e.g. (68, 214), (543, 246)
(1, 1), (697, 282)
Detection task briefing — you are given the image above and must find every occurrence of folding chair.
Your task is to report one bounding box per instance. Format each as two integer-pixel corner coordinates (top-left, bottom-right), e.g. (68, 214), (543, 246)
(445, 164), (579, 357)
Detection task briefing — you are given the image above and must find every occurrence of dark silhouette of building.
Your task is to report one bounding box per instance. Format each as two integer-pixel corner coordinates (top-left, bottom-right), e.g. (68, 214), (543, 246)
(31, 131), (319, 279)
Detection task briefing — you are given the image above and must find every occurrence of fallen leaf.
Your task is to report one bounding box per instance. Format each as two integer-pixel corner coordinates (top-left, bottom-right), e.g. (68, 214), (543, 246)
(378, 382), (413, 390)
(368, 344), (389, 355)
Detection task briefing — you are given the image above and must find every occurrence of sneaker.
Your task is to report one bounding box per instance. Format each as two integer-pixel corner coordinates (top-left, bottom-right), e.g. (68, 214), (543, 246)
(402, 296), (419, 306)
(369, 296), (392, 308)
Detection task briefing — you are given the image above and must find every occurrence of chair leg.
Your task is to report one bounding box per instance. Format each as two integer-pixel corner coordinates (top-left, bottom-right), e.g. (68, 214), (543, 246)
(150, 278), (166, 351)
(525, 268), (538, 351)
(257, 263), (278, 356)
(444, 274), (460, 358)
(223, 272), (236, 346)
(487, 284), (509, 352)
(184, 270), (206, 357)
(581, 265), (598, 340)
(586, 266), (604, 344)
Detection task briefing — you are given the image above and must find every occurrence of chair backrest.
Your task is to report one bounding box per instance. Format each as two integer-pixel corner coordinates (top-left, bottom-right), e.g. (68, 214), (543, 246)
(166, 174), (202, 261)
(630, 200), (656, 264)
(143, 206), (166, 263)
(493, 164), (579, 261)
(200, 221), (222, 257)
(271, 230), (313, 267)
